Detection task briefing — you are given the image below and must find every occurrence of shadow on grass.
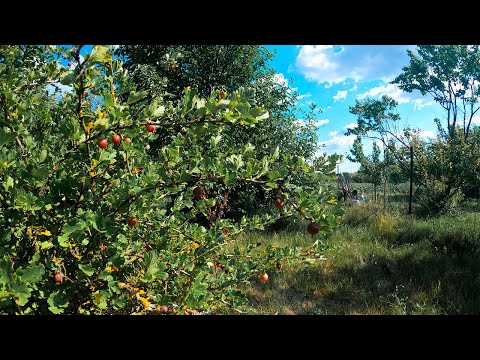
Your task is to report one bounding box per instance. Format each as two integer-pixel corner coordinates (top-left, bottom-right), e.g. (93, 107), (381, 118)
(247, 246), (480, 315)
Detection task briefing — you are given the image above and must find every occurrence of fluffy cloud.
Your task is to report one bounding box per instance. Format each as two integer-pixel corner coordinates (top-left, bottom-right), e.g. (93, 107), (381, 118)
(413, 99), (436, 111)
(273, 73), (289, 87)
(295, 119), (329, 128)
(418, 130), (436, 139)
(343, 122), (358, 130)
(318, 134), (357, 152)
(329, 131), (338, 137)
(297, 93), (312, 100)
(296, 45), (415, 86)
(333, 90), (348, 102)
(357, 83), (411, 104)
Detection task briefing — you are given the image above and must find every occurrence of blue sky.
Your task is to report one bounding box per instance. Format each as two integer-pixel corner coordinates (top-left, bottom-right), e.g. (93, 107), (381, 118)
(264, 45), (449, 172)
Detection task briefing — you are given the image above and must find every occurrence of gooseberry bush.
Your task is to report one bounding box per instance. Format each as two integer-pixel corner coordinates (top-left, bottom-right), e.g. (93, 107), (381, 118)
(0, 45), (343, 314)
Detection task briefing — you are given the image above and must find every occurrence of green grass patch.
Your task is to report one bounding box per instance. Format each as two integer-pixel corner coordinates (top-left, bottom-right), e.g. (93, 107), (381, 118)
(242, 202), (480, 315)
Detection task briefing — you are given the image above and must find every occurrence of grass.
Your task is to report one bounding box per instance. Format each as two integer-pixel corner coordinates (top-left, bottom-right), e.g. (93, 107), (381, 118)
(242, 202), (480, 315)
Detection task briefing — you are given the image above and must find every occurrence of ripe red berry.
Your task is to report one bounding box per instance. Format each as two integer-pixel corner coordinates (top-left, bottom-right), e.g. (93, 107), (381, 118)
(127, 217), (138, 227)
(146, 124), (156, 133)
(274, 198), (285, 209)
(98, 138), (108, 149)
(259, 272), (269, 283)
(307, 222), (320, 235)
(276, 262), (282, 270)
(112, 134), (121, 145)
(160, 305), (168, 313)
(55, 273), (63, 283)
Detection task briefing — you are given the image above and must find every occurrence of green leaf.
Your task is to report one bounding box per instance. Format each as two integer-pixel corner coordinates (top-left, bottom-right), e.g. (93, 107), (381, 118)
(47, 290), (69, 314)
(127, 90), (148, 105)
(60, 71), (75, 86)
(86, 45), (112, 65)
(17, 265), (44, 284)
(0, 129), (16, 147)
(78, 264), (95, 276)
(182, 87), (198, 114)
(9, 279), (31, 306)
(143, 251), (158, 278)
(0, 256), (13, 285)
(4, 176), (14, 192)
(38, 149), (48, 163)
(93, 117), (109, 131)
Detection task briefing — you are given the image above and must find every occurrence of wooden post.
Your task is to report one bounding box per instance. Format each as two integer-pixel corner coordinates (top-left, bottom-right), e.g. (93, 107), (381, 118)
(408, 145), (413, 215)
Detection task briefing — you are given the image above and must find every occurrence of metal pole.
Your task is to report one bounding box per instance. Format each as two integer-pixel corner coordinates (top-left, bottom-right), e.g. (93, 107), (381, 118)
(409, 145), (413, 215)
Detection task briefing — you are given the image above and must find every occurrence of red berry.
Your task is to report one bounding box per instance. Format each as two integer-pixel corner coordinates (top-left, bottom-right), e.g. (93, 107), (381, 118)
(124, 137), (132, 142)
(276, 262), (282, 270)
(160, 305), (168, 313)
(98, 138), (108, 149)
(307, 222), (320, 235)
(55, 273), (63, 283)
(127, 217), (138, 227)
(259, 273), (269, 283)
(146, 124), (156, 133)
(112, 134), (121, 145)
(274, 198), (285, 209)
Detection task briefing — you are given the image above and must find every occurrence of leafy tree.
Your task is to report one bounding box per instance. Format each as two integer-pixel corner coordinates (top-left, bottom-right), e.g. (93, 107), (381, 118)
(0, 45), (343, 315)
(118, 45), (325, 220)
(392, 45), (480, 139)
(347, 138), (383, 202)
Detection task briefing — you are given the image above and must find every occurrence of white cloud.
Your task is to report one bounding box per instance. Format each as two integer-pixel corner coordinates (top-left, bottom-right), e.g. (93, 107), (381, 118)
(343, 122), (358, 130)
(333, 90), (348, 102)
(472, 116), (480, 125)
(296, 45), (415, 86)
(418, 130), (436, 139)
(315, 119), (330, 127)
(329, 131), (338, 137)
(297, 93), (311, 100)
(413, 99), (435, 111)
(349, 84), (358, 92)
(295, 119), (329, 128)
(273, 73), (289, 87)
(318, 134), (357, 152)
(357, 83), (411, 104)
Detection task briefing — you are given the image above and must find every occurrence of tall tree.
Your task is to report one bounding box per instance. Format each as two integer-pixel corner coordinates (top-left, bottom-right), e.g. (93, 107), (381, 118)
(392, 45), (480, 139)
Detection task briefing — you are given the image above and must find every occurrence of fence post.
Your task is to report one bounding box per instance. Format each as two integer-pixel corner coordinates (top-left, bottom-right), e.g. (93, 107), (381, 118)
(408, 145), (413, 215)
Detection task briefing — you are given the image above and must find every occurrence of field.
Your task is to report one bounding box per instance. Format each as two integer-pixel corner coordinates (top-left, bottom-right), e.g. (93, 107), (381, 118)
(241, 202), (480, 315)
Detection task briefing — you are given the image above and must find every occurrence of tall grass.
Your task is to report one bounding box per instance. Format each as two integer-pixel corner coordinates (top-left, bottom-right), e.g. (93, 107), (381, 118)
(241, 202), (480, 315)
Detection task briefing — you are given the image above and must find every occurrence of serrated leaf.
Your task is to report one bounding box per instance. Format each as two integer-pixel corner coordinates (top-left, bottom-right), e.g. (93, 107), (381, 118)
(93, 117), (109, 131)
(0, 256), (13, 285)
(86, 45), (112, 65)
(79, 264), (95, 276)
(9, 279), (31, 306)
(60, 71), (75, 86)
(47, 290), (69, 314)
(17, 265), (44, 283)
(4, 176), (14, 192)
(127, 90), (148, 105)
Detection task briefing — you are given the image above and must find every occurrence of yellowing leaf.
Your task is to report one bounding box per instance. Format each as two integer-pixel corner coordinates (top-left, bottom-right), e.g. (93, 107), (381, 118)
(85, 121), (94, 135)
(94, 293), (102, 305)
(10, 112), (18, 118)
(40, 230), (52, 236)
(89, 171), (95, 177)
(138, 296), (151, 310)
